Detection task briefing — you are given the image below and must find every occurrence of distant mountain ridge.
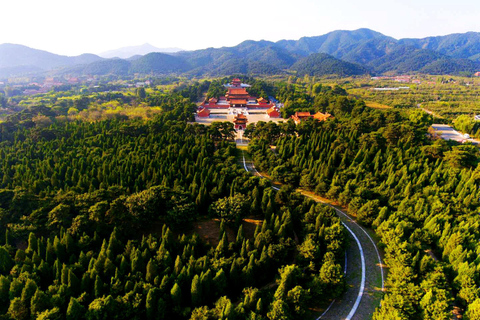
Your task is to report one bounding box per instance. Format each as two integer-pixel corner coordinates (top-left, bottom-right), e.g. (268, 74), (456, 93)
(99, 43), (183, 59)
(398, 32), (480, 61)
(0, 43), (102, 71)
(2, 29), (480, 79)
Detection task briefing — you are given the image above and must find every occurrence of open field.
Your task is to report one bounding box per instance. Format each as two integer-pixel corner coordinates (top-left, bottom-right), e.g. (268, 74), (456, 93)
(343, 76), (480, 119)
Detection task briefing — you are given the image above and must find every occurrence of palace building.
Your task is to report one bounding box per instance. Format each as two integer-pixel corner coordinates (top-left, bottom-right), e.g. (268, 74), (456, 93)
(200, 78), (275, 110)
(233, 113), (248, 130)
(196, 107), (210, 118)
(267, 106), (280, 118)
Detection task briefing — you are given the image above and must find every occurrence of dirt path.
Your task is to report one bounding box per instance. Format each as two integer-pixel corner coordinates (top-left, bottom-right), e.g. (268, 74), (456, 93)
(239, 148), (385, 320)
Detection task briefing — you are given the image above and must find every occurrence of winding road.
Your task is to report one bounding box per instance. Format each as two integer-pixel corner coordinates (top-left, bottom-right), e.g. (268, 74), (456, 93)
(240, 149), (385, 320)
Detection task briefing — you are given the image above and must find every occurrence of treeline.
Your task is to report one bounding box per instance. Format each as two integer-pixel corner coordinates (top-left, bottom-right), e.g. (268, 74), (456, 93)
(246, 107), (480, 319)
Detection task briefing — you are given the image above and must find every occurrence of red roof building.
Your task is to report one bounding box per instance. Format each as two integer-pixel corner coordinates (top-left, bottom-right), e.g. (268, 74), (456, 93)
(267, 106), (280, 118)
(233, 113), (248, 130)
(291, 112), (313, 124)
(313, 112), (333, 121)
(231, 78), (242, 87)
(197, 107), (210, 118)
(200, 79), (275, 110)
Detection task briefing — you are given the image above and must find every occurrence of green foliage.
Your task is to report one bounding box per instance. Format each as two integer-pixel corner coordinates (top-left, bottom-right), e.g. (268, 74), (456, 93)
(248, 103), (480, 318)
(454, 114), (477, 133)
(0, 247), (13, 275)
(210, 193), (250, 225)
(291, 53), (368, 77)
(66, 297), (85, 320)
(0, 80), (349, 320)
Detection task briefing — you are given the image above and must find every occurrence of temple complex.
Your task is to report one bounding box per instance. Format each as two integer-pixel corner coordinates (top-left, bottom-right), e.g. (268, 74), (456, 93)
(200, 78), (275, 109)
(195, 79), (287, 131)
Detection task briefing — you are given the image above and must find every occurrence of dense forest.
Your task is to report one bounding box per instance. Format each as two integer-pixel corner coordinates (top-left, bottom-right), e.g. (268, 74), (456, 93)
(0, 80), (349, 319)
(245, 104), (480, 319)
(3, 75), (480, 319)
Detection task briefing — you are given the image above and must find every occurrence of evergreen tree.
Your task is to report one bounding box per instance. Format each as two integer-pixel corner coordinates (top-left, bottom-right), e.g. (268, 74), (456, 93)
(146, 258), (157, 283)
(212, 269), (227, 297)
(146, 288), (157, 320)
(8, 297), (28, 320)
(191, 275), (202, 307)
(30, 289), (51, 317)
(94, 275), (103, 298)
(66, 297), (85, 320)
(171, 283), (182, 307)
(0, 247), (13, 275)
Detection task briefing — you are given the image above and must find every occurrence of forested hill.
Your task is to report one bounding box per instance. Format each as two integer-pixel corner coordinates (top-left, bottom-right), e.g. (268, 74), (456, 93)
(290, 53), (369, 77)
(4, 29), (480, 78)
(61, 34), (480, 77)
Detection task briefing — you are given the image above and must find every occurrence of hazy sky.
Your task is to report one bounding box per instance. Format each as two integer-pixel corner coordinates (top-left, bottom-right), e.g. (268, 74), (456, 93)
(1, 0), (479, 56)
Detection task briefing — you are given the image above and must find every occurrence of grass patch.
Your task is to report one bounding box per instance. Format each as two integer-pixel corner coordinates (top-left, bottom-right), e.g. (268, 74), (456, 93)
(365, 101), (392, 109)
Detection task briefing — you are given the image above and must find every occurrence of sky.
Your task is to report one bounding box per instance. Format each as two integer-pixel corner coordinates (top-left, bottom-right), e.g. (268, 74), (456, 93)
(1, 0), (479, 56)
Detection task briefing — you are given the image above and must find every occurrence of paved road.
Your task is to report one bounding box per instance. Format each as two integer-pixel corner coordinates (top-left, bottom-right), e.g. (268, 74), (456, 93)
(240, 150), (385, 320)
(431, 124), (479, 144)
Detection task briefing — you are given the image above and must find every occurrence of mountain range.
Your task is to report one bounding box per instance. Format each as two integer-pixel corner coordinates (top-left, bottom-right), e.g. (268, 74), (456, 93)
(1, 28), (480, 79)
(99, 43), (183, 59)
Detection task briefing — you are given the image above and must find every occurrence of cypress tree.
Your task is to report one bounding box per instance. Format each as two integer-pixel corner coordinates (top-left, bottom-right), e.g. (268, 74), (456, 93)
(191, 275), (202, 307)
(157, 297), (167, 319)
(215, 233), (229, 259)
(174, 255), (182, 276)
(81, 273), (90, 294)
(0, 247), (13, 275)
(66, 297), (85, 320)
(212, 269), (227, 296)
(20, 279), (37, 307)
(26, 233), (37, 255)
(5, 229), (11, 246)
(0, 276), (11, 312)
(236, 225), (244, 246)
(8, 297), (28, 320)
(94, 275), (103, 298)
(30, 289), (50, 317)
(61, 264), (68, 285)
(146, 288), (157, 320)
(170, 283), (182, 307)
(68, 269), (80, 295)
(146, 259), (157, 283)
